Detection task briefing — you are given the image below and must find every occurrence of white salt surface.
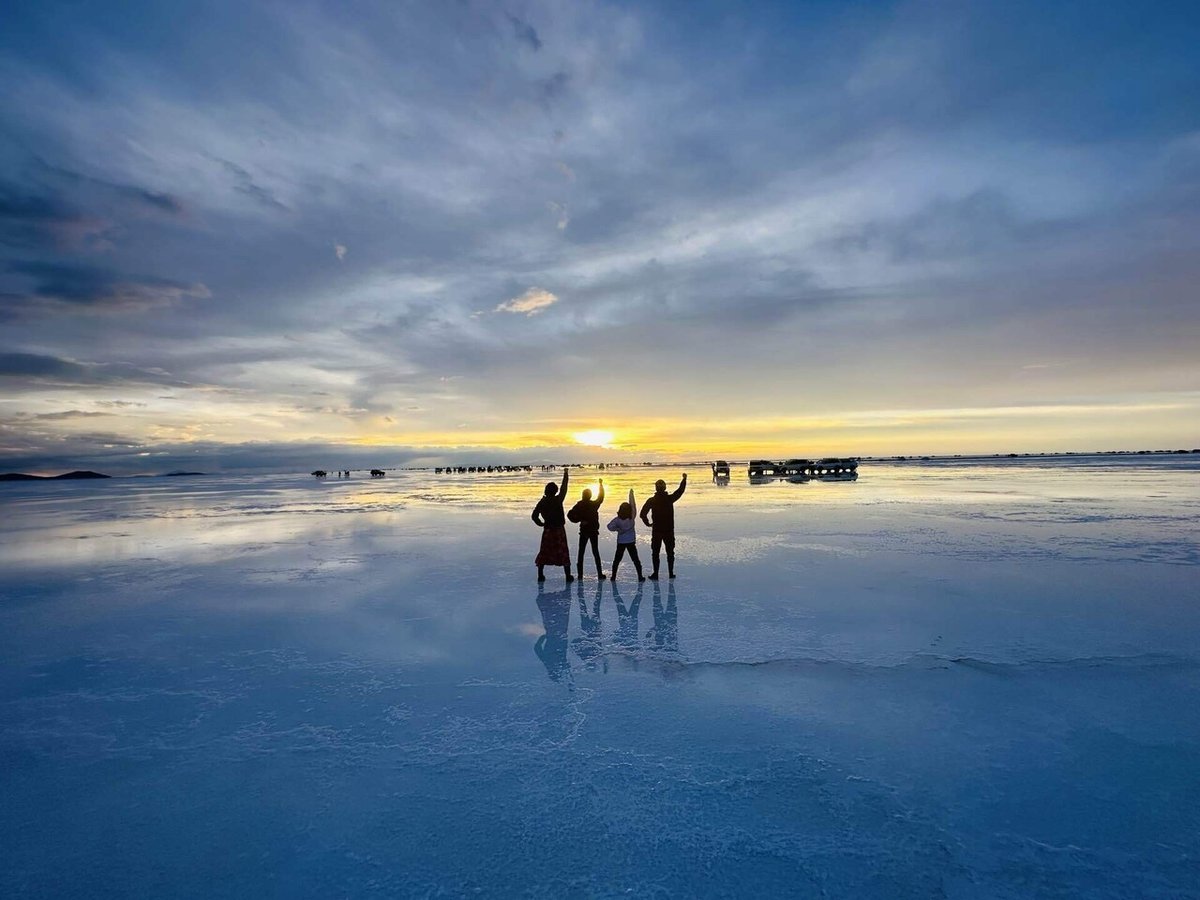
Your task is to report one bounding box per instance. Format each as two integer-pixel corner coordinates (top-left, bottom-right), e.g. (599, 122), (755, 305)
(2, 458), (1199, 897)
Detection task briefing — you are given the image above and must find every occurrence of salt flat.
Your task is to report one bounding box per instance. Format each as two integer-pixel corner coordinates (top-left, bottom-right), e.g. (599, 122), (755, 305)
(2, 459), (1198, 898)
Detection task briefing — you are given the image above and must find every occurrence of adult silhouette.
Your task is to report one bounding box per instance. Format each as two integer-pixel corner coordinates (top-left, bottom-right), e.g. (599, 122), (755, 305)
(640, 473), (687, 579)
(567, 478), (606, 580)
(532, 467), (573, 584)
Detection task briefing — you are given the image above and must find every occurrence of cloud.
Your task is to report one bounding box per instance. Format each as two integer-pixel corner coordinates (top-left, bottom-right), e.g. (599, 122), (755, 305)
(495, 288), (559, 316)
(3, 262), (210, 315)
(334, 243), (347, 261)
(507, 14), (543, 51)
(0, 352), (190, 388)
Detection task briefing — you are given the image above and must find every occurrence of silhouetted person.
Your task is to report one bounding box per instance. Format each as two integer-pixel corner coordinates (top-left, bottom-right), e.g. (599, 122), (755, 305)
(567, 478), (606, 580)
(611, 581), (643, 652)
(534, 586), (572, 684)
(532, 467), (573, 583)
(607, 487), (645, 582)
(640, 473), (686, 579)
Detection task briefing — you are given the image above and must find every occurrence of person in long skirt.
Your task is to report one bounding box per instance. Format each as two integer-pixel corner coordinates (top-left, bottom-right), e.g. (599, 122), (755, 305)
(532, 466), (573, 583)
(606, 487), (645, 582)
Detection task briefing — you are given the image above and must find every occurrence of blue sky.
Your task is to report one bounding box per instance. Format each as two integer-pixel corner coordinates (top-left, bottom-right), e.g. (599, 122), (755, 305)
(1, 0), (1198, 472)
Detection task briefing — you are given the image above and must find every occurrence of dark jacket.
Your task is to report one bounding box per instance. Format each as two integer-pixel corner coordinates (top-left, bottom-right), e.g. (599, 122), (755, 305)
(640, 476), (686, 534)
(567, 483), (605, 535)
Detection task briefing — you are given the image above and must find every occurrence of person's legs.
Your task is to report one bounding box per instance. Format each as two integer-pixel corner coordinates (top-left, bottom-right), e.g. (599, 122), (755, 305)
(537, 565), (545, 582)
(628, 544), (645, 581)
(611, 542), (627, 579)
(563, 564), (573, 583)
(650, 533), (662, 578)
(576, 533), (588, 578)
(588, 533), (604, 578)
(665, 533), (676, 577)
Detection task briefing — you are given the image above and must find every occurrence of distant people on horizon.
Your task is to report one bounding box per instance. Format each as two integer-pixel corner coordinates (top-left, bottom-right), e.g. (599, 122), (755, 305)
(640, 473), (686, 579)
(567, 478), (606, 580)
(606, 487), (645, 582)
(532, 467), (573, 584)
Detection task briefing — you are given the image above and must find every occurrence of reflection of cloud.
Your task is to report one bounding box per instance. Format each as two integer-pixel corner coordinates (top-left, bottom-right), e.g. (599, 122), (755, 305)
(495, 288), (558, 316)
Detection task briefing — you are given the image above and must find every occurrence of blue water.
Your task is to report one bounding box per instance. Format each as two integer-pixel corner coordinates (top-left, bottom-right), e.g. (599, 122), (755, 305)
(2, 460), (1199, 897)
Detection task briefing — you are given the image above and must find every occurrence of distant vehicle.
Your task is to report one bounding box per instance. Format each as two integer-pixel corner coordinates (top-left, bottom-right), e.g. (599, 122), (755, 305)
(312, 470), (327, 478)
(747, 459), (784, 478)
(781, 458), (814, 478)
(711, 460), (731, 478)
(369, 469), (385, 477)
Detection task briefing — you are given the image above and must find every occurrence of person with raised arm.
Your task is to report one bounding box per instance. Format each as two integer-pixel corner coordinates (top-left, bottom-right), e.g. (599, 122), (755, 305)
(640, 472), (687, 580)
(532, 467), (573, 584)
(567, 477), (606, 580)
(606, 487), (645, 582)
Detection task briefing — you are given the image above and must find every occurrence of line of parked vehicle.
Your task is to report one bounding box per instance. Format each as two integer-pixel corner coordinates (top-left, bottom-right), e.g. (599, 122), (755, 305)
(710, 458), (859, 482)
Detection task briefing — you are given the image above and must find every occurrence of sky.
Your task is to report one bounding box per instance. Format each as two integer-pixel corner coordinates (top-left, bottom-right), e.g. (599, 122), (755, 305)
(1, 0), (1198, 473)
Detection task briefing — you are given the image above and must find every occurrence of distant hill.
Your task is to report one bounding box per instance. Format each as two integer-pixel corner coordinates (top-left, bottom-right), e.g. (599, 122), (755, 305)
(162, 471), (206, 477)
(0, 470), (111, 481)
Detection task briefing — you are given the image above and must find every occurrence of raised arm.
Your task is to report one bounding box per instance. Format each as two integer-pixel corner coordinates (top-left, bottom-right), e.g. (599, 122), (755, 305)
(560, 466), (569, 497)
(595, 478), (605, 506)
(671, 472), (687, 501)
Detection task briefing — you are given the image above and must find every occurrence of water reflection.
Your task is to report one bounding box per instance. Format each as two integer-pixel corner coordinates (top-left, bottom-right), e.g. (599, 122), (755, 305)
(611, 582), (644, 653)
(534, 581), (690, 682)
(572, 581), (606, 671)
(647, 582), (678, 654)
(533, 585), (572, 685)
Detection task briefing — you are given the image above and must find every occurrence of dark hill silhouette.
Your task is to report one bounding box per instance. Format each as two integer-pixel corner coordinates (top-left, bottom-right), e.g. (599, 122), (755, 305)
(0, 470), (111, 481)
(162, 471), (206, 477)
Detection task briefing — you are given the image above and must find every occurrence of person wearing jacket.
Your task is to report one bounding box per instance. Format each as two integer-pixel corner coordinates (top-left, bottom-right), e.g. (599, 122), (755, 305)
(606, 488), (645, 582)
(532, 467), (573, 584)
(639, 473), (686, 580)
(567, 478), (606, 580)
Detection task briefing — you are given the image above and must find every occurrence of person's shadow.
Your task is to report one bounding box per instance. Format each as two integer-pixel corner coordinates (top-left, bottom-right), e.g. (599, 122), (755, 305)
(611, 581), (643, 655)
(534, 585), (572, 685)
(646, 581), (679, 654)
(572, 580), (606, 671)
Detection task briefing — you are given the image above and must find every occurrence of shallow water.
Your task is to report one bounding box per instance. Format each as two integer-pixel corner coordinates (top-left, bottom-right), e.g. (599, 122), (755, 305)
(2, 459), (1199, 898)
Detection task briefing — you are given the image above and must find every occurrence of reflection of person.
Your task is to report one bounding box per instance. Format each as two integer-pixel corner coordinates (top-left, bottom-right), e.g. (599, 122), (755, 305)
(532, 467), (573, 584)
(571, 581), (605, 670)
(567, 478), (606, 580)
(647, 581), (678, 653)
(640, 473), (687, 580)
(607, 488), (645, 582)
(611, 581), (643, 652)
(534, 586), (572, 683)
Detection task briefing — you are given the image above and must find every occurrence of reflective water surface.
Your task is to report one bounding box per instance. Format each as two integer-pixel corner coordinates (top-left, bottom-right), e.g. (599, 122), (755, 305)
(2, 459), (1199, 897)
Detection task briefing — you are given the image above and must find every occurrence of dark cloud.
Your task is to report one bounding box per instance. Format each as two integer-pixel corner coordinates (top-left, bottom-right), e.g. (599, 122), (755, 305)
(0, 351), (190, 387)
(507, 14), (542, 51)
(3, 261), (209, 315)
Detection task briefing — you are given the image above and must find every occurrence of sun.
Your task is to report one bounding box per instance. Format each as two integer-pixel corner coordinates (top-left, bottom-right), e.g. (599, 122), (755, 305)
(572, 429), (615, 448)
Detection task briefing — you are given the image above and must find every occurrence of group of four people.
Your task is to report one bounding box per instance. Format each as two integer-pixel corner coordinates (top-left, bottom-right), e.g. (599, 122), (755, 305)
(531, 468), (687, 583)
